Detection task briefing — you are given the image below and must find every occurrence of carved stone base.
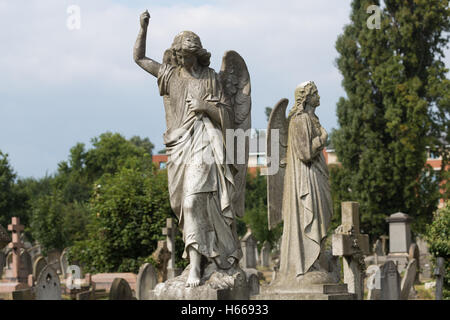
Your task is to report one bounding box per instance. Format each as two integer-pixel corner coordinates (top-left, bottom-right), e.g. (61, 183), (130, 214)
(145, 263), (250, 300)
(255, 283), (355, 300)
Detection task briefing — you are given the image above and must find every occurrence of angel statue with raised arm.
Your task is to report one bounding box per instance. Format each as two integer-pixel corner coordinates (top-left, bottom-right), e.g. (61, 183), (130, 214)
(134, 11), (251, 290)
(267, 81), (335, 289)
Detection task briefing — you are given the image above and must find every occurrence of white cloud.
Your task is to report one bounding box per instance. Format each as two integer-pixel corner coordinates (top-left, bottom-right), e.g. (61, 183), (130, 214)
(0, 0), (448, 177)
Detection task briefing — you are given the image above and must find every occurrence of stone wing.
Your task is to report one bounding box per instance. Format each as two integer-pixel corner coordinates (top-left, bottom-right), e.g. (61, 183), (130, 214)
(267, 98), (289, 230)
(219, 51), (251, 218)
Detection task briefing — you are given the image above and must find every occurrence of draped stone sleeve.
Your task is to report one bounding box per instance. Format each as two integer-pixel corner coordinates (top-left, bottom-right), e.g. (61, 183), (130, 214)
(291, 113), (322, 164)
(157, 63), (176, 96)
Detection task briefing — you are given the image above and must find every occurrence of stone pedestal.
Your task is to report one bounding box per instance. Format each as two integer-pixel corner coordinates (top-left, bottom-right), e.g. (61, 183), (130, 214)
(386, 212), (411, 273)
(255, 283), (355, 300)
(146, 264), (250, 300)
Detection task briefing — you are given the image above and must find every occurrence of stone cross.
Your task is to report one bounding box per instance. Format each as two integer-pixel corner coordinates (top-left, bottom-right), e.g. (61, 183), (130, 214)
(7, 217), (26, 282)
(332, 202), (369, 300)
(162, 218), (181, 279)
(434, 257), (445, 300)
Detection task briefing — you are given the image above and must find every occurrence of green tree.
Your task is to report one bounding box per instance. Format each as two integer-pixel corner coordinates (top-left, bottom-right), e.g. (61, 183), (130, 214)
(70, 167), (175, 273)
(331, 0), (449, 239)
(426, 202), (450, 299)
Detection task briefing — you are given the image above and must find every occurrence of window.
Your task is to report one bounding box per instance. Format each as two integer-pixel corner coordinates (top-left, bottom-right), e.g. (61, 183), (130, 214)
(159, 162), (167, 169)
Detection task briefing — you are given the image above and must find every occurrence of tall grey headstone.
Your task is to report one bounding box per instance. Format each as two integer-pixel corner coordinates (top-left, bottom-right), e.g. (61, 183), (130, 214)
(380, 260), (401, 300)
(386, 212), (411, 272)
(35, 265), (62, 300)
(241, 229), (257, 269)
(136, 263), (158, 300)
(260, 241), (271, 268)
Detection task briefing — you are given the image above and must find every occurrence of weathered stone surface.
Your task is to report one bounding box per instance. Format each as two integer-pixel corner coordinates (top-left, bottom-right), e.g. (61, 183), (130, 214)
(386, 212), (412, 254)
(32, 255), (47, 283)
(109, 278), (134, 300)
(35, 265), (61, 300)
(380, 261), (401, 300)
(241, 229), (257, 269)
(136, 263), (158, 300)
(260, 241), (271, 268)
(20, 250), (32, 278)
(400, 259), (417, 300)
(147, 264), (249, 300)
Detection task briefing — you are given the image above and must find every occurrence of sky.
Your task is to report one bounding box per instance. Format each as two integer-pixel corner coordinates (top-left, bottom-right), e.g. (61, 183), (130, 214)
(1, 0), (449, 178)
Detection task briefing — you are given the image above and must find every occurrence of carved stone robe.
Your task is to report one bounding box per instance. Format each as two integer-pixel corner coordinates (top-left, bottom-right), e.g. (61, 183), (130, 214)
(157, 63), (242, 267)
(279, 111), (333, 279)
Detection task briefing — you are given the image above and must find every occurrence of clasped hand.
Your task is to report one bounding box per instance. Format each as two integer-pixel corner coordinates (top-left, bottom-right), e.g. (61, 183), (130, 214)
(186, 97), (209, 114)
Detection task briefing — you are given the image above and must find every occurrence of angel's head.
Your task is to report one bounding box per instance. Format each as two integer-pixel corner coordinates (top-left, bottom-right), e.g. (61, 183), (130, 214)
(170, 31), (211, 69)
(294, 81), (320, 112)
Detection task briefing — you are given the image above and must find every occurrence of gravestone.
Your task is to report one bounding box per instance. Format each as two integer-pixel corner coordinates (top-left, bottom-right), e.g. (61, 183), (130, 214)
(35, 265), (61, 300)
(332, 202), (369, 300)
(109, 278), (134, 300)
(400, 258), (417, 300)
(32, 256), (47, 282)
(247, 273), (260, 296)
(416, 236), (432, 280)
(60, 248), (69, 278)
(20, 250), (32, 279)
(380, 260), (401, 300)
(162, 218), (182, 279)
(408, 243), (420, 284)
(260, 241), (271, 268)
(0, 218), (32, 299)
(136, 263), (158, 300)
(380, 235), (389, 255)
(386, 212), (412, 272)
(46, 249), (62, 274)
(434, 257), (445, 300)
(241, 228), (257, 269)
